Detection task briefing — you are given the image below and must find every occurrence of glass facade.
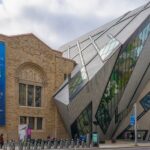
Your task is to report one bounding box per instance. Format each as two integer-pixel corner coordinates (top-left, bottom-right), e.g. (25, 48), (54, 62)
(69, 69), (88, 99)
(96, 21), (150, 133)
(71, 103), (92, 138)
(118, 130), (148, 140)
(99, 36), (120, 60)
(140, 92), (150, 111)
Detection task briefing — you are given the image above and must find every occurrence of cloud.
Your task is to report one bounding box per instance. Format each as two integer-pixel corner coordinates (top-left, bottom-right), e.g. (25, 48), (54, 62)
(0, 0), (149, 49)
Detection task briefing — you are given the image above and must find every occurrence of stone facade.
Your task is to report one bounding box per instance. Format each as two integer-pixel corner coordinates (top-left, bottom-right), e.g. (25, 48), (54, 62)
(0, 34), (75, 141)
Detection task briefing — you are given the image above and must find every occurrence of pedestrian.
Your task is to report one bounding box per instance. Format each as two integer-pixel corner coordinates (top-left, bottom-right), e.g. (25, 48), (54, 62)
(26, 128), (32, 141)
(0, 134), (4, 148)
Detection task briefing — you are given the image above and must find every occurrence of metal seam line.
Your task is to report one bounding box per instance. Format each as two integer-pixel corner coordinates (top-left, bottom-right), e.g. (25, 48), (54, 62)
(77, 41), (89, 80)
(89, 36), (103, 62)
(114, 5), (150, 37)
(67, 47), (70, 58)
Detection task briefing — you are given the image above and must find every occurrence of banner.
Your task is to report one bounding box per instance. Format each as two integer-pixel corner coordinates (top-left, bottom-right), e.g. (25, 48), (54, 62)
(18, 124), (28, 141)
(0, 42), (5, 126)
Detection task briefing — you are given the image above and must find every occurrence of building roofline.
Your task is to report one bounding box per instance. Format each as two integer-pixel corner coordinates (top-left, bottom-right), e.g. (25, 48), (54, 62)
(0, 33), (62, 55)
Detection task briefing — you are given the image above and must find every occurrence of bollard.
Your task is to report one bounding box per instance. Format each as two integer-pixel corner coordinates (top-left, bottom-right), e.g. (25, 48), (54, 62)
(41, 140), (44, 149)
(47, 140), (52, 149)
(53, 139), (58, 149)
(24, 140), (27, 150)
(4, 142), (8, 150)
(27, 141), (30, 150)
(81, 139), (85, 148)
(9, 142), (11, 150)
(3, 142), (7, 150)
(12, 141), (15, 150)
(59, 139), (63, 149)
(76, 139), (80, 148)
(86, 133), (91, 148)
(37, 142), (41, 150)
(65, 139), (69, 149)
(19, 142), (23, 150)
(30, 141), (34, 150)
(33, 140), (37, 150)
(70, 139), (74, 148)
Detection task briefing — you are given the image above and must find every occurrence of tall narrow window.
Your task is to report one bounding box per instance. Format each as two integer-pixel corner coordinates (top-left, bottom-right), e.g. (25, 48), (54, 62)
(29, 117), (34, 129)
(28, 85), (34, 106)
(64, 74), (67, 80)
(19, 83), (26, 106)
(37, 117), (43, 130)
(20, 116), (27, 124)
(35, 86), (42, 107)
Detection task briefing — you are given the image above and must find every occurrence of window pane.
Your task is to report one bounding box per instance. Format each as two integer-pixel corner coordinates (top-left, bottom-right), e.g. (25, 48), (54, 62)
(29, 117), (34, 129)
(69, 68), (88, 100)
(19, 83), (26, 106)
(140, 92), (150, 111)
(35, 86), (42, 107)
(20, 116), (27, 124)
(27, 85), (34, 106)
(71, 103), (92, 138)
(37, 117), (43, 130)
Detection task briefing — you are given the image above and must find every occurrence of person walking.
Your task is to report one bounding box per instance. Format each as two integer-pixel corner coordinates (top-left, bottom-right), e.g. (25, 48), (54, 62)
(0, 134), (4, 148)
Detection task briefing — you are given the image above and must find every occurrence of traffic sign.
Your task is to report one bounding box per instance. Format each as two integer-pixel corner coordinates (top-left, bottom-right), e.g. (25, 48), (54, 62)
(130, 115), (135, 125)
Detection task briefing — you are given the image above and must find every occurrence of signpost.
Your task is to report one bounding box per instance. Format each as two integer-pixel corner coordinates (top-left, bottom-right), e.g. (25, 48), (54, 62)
(134, 103), (137, 146)
(130, 103), (137, 146)
(130, 115), (135, 126)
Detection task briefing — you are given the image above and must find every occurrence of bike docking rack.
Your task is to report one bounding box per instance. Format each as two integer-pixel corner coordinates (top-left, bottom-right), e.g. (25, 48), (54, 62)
(2, 138), (96, 150)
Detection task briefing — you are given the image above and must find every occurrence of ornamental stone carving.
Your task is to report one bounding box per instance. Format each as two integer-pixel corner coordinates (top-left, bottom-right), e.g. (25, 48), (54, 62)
(17, 63), (46, 83)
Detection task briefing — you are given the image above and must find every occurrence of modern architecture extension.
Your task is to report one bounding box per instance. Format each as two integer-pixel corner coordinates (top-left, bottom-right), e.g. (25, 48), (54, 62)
(54, 2), (150, 140)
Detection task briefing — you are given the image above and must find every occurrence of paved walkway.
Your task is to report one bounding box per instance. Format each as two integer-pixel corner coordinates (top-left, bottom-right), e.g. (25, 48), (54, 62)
(0, 140), (150, 149)
(98, 140), (150, 149)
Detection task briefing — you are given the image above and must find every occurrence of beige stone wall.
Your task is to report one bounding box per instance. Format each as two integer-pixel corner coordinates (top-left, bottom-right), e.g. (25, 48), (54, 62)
(0, 34), (75, 141)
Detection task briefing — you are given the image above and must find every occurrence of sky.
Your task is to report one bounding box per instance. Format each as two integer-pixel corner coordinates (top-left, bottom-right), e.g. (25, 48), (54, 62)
(0, 0), (150, 49)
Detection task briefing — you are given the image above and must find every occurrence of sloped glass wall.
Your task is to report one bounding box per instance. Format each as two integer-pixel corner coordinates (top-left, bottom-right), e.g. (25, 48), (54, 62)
(71, 103), (92, 138)
(96, 18), (150, 133)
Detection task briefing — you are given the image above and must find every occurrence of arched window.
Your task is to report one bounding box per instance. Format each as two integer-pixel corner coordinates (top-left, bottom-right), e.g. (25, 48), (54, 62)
(17, 63), (45, 107)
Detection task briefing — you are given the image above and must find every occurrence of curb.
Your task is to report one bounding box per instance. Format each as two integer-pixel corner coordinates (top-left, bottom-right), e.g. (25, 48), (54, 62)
(99, 144), (150, 149)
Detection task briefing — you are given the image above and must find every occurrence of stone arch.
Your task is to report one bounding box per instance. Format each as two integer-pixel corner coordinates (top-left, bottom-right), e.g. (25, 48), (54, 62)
(16, 62), (47, 84)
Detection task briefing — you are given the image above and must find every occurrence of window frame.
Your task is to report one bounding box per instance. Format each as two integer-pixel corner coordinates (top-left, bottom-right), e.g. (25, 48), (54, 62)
(19, 80), (43, 108)
(19, 116), (43, 130)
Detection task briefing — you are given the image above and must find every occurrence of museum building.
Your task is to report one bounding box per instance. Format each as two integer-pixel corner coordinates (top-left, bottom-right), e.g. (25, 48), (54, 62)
(54, 2), (150, 141)
(0, 2), (150, 141)
(0, 34), (75, 140)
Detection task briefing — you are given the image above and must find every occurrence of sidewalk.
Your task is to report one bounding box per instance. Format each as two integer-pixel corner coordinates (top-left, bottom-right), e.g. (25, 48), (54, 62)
(99, 140), (150, 149)
(0, 140), (150, 150)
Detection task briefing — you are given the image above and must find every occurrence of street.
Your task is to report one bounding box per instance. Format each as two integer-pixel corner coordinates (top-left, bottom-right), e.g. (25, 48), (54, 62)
(100, 147), (150, 150)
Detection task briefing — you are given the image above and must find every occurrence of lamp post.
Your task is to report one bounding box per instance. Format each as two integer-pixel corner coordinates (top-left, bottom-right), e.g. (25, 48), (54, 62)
(134, 103), (137, 146)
